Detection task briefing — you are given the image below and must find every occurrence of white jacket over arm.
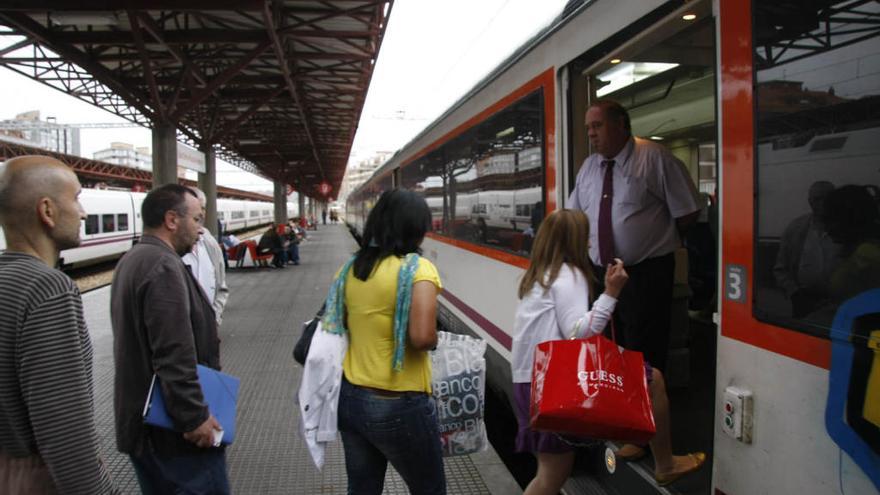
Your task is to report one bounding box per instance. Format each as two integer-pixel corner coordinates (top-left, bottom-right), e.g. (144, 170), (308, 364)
(297, 324), (347, 470)
(511, 264), (617, 383)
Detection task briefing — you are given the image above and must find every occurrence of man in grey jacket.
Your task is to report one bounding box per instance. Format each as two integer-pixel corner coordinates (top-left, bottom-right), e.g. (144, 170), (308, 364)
(183, 187), (229, 326)
(110, 184), (228, 494)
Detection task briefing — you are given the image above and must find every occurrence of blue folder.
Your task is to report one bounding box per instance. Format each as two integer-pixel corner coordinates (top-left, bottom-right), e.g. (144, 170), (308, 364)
(142, 364), (240, 445)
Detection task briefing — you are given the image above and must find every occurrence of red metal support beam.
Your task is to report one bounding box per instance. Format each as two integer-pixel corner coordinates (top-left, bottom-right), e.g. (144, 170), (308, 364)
(262, 1), (324, 180)
(0, 139), (272, 201)
(127, 11), (166, 121)
(0, 12), (158, 122)
(170, 40), (273, 121)
(209, 84), (287, 142)
(136, 13), (209, 87)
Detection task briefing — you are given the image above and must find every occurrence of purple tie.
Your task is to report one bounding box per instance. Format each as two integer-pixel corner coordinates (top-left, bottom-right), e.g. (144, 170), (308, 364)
(598, 159), (615, 266)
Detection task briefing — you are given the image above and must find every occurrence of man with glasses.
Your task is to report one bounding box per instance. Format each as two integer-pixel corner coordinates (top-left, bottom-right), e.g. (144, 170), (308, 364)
(110, 184), (228, 494)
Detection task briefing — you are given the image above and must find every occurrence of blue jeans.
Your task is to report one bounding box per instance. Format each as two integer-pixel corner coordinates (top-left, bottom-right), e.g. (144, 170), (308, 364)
(338, 378), (446, 495)
(130, 448), (230, 495)
(287, 244), (300, 263)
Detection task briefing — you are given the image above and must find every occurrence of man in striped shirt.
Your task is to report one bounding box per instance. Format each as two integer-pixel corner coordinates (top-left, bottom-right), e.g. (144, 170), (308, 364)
(0, 155), (116, 494)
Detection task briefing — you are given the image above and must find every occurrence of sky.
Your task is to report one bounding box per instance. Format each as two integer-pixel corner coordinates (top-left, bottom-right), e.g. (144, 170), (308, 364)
(0, 0), (569, 193)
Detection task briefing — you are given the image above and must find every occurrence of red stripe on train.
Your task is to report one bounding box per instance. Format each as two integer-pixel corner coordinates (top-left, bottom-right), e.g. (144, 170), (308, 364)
(440, 288), (512, 350)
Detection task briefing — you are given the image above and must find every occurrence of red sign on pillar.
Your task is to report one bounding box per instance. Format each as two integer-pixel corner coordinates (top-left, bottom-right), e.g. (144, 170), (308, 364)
(318, 182), (331, 196)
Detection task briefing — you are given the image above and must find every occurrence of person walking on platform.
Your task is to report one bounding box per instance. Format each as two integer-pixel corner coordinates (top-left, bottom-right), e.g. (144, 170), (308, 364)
(568, 100), (701, 461)
(0, 156), (117, 494)
(326, 190), (445, 495)
(110, 184), (228, 494)
(512, 209), (706, 493)
(183, 187), (229, 326)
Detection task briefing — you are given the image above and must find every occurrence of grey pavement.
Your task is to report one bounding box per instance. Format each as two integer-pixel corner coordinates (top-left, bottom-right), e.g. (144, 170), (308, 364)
(84, 224), (519, 494)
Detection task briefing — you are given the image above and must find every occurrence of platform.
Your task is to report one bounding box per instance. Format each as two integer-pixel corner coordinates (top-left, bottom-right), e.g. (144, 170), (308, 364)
(83, 224), (521, 494)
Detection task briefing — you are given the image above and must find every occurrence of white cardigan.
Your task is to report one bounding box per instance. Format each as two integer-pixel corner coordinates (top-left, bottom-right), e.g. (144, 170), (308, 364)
(511, 264), (617, 383)
(298, 323), (347, 469)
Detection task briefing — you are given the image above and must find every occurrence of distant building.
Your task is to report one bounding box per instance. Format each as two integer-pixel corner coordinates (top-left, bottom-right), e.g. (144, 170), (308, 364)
(0, 110), (81, 155)
(93, 142), (152, 171)
(340, 151), (393, 201)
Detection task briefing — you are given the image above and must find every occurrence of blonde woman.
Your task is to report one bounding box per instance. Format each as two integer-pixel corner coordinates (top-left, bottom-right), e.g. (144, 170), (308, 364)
(511, 209), (705, 494)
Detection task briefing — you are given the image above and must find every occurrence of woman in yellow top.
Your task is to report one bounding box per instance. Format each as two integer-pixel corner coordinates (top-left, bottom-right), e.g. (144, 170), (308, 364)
(334, 190), (445, 495)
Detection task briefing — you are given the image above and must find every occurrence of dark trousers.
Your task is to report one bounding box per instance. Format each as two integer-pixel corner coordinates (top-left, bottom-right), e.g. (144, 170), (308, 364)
(130, 448), (229, 495)
(593, 252), (674, 371)
(338, 379), (446, 495)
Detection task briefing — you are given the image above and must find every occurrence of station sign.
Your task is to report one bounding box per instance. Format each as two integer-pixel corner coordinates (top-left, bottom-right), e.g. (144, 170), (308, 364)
(177, 142), (205, 173)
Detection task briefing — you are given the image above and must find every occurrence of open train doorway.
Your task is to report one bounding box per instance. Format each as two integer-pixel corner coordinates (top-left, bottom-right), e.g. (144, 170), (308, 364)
(563, 1), (717, 493)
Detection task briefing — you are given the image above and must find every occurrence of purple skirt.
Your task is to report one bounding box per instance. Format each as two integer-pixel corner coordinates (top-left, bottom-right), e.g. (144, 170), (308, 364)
(513, 362), (653, 454)
(513, 382), (574, 454)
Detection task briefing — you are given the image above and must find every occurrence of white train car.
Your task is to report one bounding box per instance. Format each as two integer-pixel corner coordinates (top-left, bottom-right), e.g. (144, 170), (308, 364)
(72, 189), (145, 267)
(1, 188), (282, 269)
(347, 0), (880, 494)
(217, 198), (249, 232)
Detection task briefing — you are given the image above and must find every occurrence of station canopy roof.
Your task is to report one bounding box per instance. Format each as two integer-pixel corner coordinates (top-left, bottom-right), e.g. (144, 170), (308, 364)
(0, 1), (393, 199)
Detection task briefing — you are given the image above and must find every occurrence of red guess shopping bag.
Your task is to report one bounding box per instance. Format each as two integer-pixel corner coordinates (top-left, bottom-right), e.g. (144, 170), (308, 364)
(529, 333), (656, 444)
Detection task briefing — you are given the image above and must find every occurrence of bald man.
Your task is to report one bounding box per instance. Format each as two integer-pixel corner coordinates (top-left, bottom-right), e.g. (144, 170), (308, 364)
(0, 156), (116, 494)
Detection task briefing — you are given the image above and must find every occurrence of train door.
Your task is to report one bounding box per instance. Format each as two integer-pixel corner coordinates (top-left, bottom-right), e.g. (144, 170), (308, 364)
(564, 1), (717, 493)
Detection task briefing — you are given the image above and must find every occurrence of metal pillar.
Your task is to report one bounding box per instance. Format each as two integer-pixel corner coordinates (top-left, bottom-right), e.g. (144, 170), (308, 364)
(298, 192), (306, 220)
(151, 123), (177, 187)
(198, 144), (218, 237)
(274, 181), (288, 225)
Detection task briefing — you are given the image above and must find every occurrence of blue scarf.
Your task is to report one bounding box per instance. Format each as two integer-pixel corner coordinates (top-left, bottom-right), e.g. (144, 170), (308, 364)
(322, 253), (421, 372)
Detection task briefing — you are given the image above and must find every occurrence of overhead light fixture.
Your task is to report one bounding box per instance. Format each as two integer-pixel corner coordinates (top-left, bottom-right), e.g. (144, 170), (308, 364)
(239, 139), (262, 145)
(595, 62), (679, 97)
(682, 13), (697, 21)
(50, 12), (120, 26)
(610, 58), (622, 64)
(495, 126), (515, 138)
(649, 135), (665, 141)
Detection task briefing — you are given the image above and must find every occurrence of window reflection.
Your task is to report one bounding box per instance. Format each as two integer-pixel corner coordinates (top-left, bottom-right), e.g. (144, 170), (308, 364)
(402, 90), (545, 256)
(753, 0), (880, 336)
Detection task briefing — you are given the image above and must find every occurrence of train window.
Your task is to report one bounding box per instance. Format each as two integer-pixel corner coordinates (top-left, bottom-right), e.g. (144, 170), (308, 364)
(117, 214), (128, 231)
(218, 212), (225, 220)
(231, 211), (245, 219)
(263, 210), (270, 216)
(101, 214), (115, 233)
(400, 89), (545, 256)
(85, 214), (99, 235)
(249, 211), (259, 218)
(752, 0), (880, 338)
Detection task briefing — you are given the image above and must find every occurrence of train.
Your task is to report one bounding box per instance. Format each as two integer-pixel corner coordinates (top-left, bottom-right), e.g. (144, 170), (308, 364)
(0, 188), (296, 269)
(348, 1), (880, 494)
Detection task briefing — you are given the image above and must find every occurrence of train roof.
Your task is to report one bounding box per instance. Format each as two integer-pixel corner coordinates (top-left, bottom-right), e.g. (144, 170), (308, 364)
(352, 0), (594, 196)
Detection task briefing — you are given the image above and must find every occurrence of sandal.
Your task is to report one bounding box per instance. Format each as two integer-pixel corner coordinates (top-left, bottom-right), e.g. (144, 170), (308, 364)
(655, 452), (707, 486)
(615, 444), (648, 462)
